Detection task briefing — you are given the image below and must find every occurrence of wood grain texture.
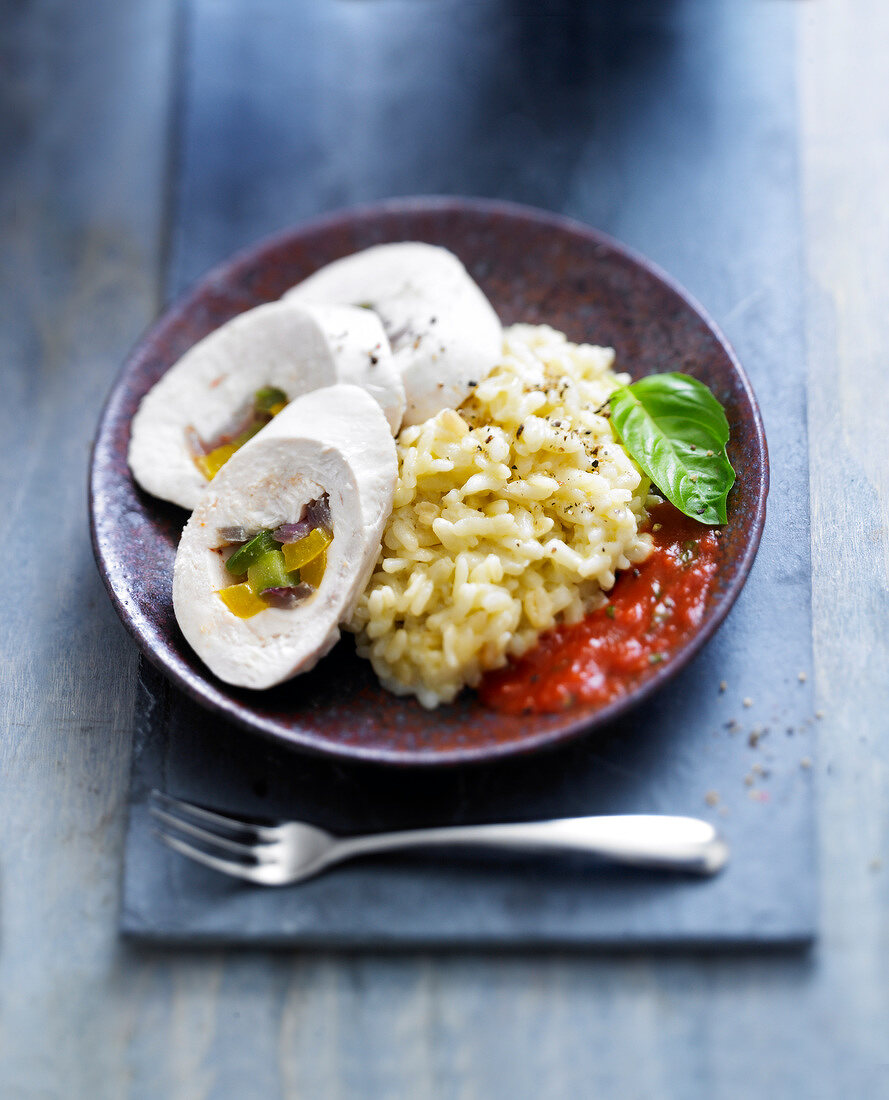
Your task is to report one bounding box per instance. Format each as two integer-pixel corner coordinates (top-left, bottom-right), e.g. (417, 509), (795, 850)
(798, 0), (889, 1077)
(0, 0), (178, 1095)
(1, 0), (888, 1096)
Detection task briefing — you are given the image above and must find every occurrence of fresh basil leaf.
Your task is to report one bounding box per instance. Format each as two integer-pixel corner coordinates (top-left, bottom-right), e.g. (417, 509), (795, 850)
(609, 373), (735, 524)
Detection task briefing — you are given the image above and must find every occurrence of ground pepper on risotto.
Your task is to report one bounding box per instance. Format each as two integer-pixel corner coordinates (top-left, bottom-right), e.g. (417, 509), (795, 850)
(348, 324), (654, 708)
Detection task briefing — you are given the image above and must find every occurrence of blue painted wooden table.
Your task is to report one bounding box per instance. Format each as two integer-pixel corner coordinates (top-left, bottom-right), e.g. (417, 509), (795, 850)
(2, 0), (888, 1095)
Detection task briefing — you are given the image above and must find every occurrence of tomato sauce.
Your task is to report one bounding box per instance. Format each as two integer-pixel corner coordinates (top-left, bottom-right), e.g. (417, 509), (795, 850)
(479, 503), (721, 714)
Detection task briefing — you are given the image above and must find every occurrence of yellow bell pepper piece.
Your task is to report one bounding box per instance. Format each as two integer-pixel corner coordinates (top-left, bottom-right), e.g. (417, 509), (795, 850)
(192, 392), (289, 481)
(300, 546), (327, 589)
(282, 527), (333, 572)
(217, 582), (268, 618)
(194, 442), (238, 480)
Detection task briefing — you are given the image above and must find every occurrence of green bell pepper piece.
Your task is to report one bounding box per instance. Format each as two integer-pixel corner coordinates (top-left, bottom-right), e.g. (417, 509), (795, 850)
(247, 549), (300, 595)
(254, 386), (288, 413)
(225, 529), (279, 576)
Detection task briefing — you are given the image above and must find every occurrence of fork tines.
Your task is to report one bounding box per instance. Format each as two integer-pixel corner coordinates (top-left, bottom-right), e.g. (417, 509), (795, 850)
(149, 789), (284, 884)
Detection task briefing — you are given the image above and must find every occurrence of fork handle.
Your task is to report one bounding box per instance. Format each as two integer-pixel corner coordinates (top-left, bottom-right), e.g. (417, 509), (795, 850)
(335, 815), (728, 876)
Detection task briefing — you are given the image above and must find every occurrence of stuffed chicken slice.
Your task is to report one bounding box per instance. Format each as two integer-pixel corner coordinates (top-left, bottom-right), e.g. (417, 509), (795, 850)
(285, 242), (502, 427)
(300, 301), (404, 433)
(128, 299), (402, 511)
(173, 384), (397, 689)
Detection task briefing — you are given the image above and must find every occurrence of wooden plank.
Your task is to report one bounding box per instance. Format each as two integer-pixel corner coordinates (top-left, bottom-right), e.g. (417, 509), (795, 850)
(797, 0), (889, 1075)
(0, 1), (178, 1096)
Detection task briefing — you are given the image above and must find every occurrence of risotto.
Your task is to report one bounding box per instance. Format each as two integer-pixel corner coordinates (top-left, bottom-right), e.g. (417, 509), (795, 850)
(348, 324), (654, 708)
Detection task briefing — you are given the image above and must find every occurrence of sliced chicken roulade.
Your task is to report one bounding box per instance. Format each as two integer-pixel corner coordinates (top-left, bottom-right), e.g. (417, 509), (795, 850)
(128, 300), (403, 510)
(285, 242), (502, 426)
(173, 384), (397, 689)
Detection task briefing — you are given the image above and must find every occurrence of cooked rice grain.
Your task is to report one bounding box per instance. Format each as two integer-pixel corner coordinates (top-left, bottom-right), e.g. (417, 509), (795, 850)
(348, 324), (652, 708)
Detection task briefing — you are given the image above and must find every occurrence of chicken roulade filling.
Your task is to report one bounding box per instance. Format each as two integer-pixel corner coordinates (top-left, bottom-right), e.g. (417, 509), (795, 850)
(215, 493), (332, 618)
(189, 386), (289, 481)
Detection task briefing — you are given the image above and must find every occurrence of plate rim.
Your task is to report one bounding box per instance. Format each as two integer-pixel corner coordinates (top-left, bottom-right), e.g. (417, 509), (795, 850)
(89, 195), (769, 768)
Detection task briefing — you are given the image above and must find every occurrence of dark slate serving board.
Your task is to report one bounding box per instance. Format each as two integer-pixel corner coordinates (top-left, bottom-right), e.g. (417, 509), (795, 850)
(121, 0), (816, 946)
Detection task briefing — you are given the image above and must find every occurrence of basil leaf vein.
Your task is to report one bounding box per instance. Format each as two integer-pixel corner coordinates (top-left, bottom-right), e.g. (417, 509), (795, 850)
(609, 372), (735, 524)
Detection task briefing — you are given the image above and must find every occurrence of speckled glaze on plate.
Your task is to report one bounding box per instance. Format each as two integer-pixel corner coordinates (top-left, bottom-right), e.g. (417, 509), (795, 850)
(89, 197), (768, 766)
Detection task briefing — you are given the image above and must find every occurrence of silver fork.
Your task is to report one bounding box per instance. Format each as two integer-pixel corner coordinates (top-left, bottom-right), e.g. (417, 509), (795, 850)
(149, 790), (729, 884)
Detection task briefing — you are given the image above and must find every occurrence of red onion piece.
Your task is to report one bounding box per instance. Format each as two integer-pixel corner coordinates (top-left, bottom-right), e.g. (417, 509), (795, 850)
(202, 401), (262, 452)
(273, 519), (312, 544)
(261, 583), (315, 609)
(304, 494), (332, 534)
(185, 425), (206, 456)
(273, 494), (332, 543)
(218, 526), (250, 544)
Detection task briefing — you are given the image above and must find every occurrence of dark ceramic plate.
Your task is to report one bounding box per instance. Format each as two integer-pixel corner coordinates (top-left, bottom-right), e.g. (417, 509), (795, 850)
(90, 197), (768, 766)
